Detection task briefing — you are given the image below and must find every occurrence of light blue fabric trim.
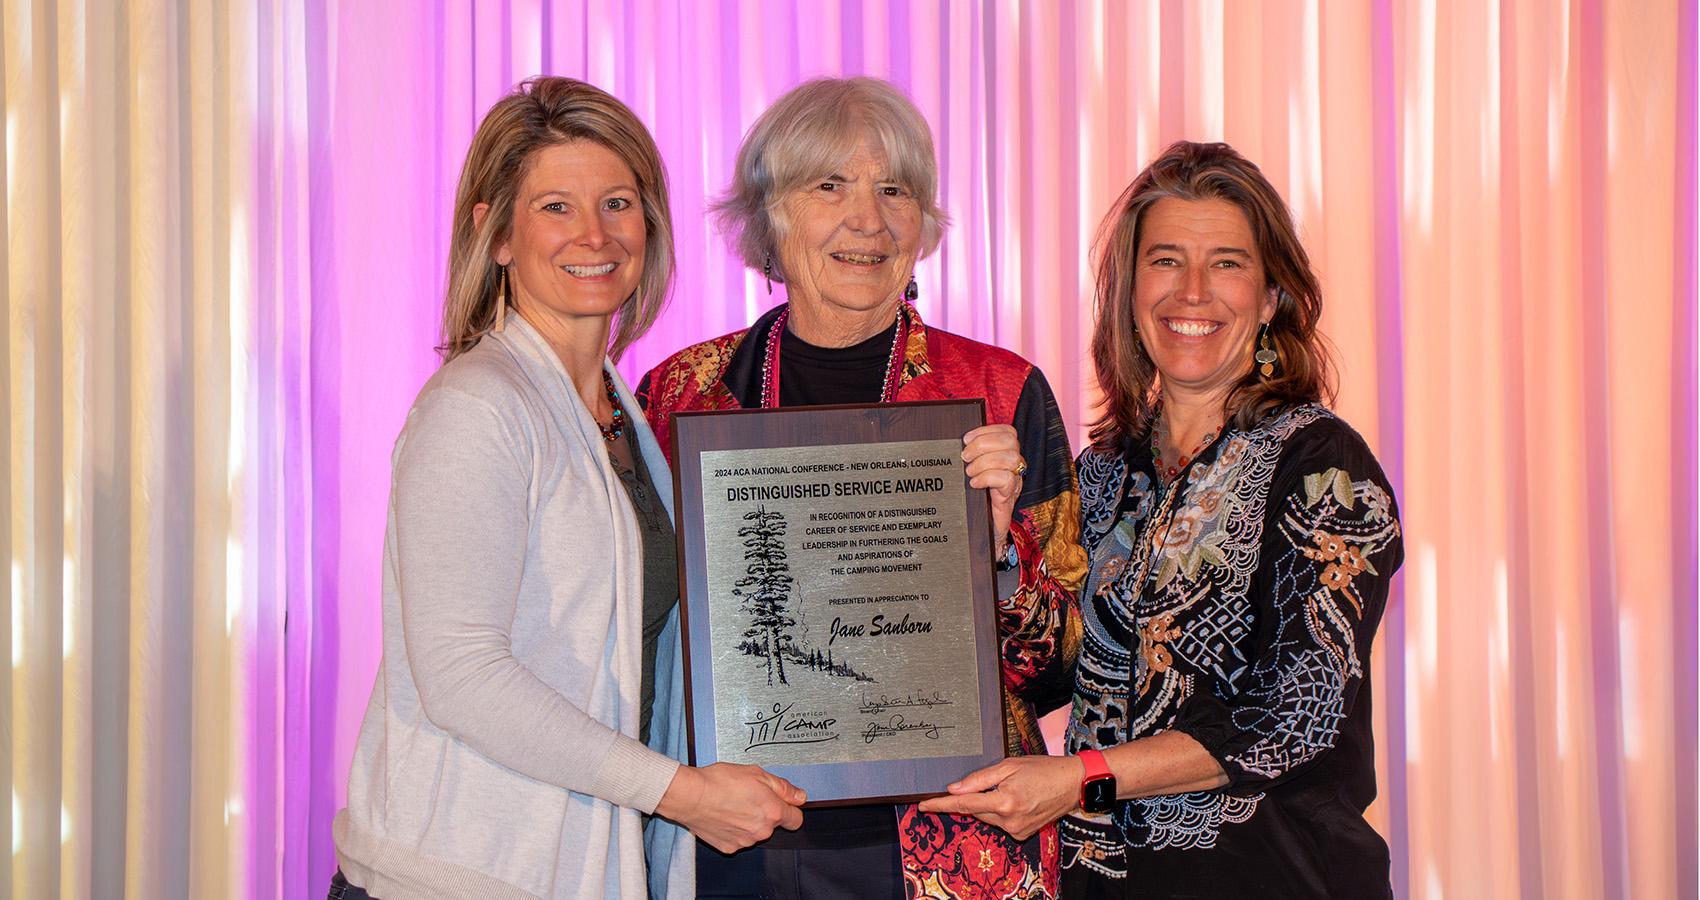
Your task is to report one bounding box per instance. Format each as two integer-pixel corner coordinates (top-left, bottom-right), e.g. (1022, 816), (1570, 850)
(642, 609), (690, 899)
(607, 362), (693, 900)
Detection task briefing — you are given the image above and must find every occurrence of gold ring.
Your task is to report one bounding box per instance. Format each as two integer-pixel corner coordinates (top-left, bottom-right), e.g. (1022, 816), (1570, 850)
(1014, 459), (1028, 477)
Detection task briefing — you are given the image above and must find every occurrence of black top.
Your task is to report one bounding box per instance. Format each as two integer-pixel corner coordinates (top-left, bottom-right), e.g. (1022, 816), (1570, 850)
(763, 318), (906, 848)
(775, 318), (898, 408)
(606, 423), (679, 747)
(1061, 406), (1402, 899)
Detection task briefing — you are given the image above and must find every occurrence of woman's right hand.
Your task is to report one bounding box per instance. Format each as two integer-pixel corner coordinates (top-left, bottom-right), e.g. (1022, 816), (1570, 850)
(655, 762), (807, 853)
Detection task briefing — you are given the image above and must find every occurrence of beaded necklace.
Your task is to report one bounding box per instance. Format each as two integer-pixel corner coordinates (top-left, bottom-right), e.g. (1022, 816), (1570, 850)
(1149, 410), (1220, 483)
(597, 370), (627, 442)
(758, 305), (907, 409)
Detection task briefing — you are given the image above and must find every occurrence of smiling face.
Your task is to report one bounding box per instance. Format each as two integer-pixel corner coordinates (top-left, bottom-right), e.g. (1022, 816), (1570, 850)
(1133, 197), (1277, 406)
(775, 139), (922, 343)
(494, 140), (646, 339)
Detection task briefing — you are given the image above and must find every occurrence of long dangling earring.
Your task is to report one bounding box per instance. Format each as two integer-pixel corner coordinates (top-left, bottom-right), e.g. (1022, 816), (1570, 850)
(494, 265), (508, 332)
(763, 253), (774, 295)
(904, 275), (918, 302)
(1255, 322), (1278, 378)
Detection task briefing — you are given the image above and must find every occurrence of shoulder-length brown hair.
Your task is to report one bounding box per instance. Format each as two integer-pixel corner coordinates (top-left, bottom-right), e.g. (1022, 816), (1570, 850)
(1088, 140), (1335, 451)
(440, 77), (674, 362)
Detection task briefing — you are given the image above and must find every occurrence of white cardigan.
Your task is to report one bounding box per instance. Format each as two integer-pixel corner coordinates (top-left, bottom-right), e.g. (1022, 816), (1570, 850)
(334, 315), (694, 899)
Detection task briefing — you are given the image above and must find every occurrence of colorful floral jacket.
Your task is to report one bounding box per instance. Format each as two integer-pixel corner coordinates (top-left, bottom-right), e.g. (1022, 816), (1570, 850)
(1062, 404), (1402, 898)
(637, 301), (1086, 899)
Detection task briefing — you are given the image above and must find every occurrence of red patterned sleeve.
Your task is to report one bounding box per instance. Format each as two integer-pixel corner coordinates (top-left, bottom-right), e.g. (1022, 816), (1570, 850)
(996, 370), (1086, 714)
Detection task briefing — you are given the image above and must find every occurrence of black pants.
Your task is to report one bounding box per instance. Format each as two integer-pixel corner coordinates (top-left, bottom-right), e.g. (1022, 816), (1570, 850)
(327, 870), (376, 900)
(696, 839), (904, 900)
(332, 847), (903, 899)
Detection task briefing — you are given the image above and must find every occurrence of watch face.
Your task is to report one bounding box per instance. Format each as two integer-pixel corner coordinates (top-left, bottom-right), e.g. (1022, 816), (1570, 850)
(1082, 776), (1116, 814)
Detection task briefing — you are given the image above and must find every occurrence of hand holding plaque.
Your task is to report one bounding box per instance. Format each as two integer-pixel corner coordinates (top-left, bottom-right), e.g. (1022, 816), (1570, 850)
(671, 401), (1006, 805)
(960, 422), (1026, 558)
(655, 762), (807, 852)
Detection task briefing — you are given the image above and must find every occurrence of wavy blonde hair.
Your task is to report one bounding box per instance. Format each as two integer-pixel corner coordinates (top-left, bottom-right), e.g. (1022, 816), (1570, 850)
(440, 77), (674, 362)
(1089, 141), (1336, 451)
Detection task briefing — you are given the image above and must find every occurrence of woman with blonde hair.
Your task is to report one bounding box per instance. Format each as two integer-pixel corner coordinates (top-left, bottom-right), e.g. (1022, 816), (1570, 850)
(328, 77), (804, 900)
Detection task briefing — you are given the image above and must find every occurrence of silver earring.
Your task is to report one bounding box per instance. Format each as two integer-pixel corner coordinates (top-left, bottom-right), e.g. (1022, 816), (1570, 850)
(494, 266), (508, 332)
(763, 253), (773, 295)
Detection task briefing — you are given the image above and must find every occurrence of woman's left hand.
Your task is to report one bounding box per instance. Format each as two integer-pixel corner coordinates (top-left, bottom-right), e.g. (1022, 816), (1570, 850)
(916, 755), (1081, 841)
(962, 424), (1024, 560)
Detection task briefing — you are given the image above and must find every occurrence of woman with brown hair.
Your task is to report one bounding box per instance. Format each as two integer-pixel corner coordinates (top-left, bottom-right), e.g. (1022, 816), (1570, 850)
(921, 141), (1404, 898)
(327, 77), (803, 900)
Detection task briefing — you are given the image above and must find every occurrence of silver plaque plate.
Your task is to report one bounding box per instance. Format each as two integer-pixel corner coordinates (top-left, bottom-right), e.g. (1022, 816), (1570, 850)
(698, 438), (984, 766)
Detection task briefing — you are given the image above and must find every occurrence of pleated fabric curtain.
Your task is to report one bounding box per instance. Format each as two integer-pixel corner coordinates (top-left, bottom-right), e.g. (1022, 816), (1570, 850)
(2, 1), (1693, 899)
(3, 0), (308, 897)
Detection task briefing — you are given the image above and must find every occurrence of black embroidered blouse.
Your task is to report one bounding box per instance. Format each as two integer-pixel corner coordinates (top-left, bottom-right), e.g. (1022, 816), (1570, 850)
(1060, 405), (1403, 899)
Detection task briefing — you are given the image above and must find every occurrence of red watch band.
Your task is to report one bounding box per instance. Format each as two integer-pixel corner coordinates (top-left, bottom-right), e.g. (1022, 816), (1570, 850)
(1078, 748), (1111, 808)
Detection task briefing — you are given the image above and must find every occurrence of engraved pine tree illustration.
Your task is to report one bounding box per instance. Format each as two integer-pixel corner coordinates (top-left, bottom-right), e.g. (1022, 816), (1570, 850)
(733, 505), (797, 686)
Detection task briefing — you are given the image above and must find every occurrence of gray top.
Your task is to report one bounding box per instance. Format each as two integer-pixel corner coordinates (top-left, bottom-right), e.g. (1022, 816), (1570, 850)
(606, 424), (680, 745)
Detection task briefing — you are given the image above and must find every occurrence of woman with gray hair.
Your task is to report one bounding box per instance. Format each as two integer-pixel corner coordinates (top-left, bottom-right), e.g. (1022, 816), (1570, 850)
(639, 77), (1084, 900)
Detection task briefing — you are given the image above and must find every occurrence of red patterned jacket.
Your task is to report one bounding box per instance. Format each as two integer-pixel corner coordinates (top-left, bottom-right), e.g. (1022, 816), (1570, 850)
(637, 302), (1086, 900)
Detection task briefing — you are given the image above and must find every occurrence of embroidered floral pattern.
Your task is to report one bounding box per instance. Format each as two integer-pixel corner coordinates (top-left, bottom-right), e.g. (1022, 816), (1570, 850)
(1136, 613), (1182, 696)
(1063, 405), (1401, 884)
(1213, 463), (1400, 782)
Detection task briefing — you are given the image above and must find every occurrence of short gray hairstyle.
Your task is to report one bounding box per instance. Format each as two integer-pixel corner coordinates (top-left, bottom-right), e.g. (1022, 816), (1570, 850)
(712, 77), (949, 281)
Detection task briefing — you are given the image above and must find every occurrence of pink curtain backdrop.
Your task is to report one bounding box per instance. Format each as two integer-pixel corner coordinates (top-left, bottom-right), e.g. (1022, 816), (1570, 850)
(1, 1), (1692, 898)
(298, 2), (1699, 898)
(294, 3), (1697, 898)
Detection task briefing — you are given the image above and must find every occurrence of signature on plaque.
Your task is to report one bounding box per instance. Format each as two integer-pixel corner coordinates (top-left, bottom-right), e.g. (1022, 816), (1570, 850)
(860, 714), (956, 744)
(857, 688), (955, 716)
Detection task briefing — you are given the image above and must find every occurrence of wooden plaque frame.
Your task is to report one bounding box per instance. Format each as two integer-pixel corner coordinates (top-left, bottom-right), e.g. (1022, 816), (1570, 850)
(670, 400), (1006, 806)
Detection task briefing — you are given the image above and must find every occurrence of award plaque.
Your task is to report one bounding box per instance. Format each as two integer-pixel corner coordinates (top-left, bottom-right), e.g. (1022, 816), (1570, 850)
(670, 401), (1006, 805)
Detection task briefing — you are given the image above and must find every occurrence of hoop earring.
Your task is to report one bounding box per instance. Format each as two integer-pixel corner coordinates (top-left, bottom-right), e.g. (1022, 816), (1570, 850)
(904, 276), (918, 302)
(494, 266), (508, 333)
(1255, 322), (1278, 378)
(763, 253), (773, 295)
